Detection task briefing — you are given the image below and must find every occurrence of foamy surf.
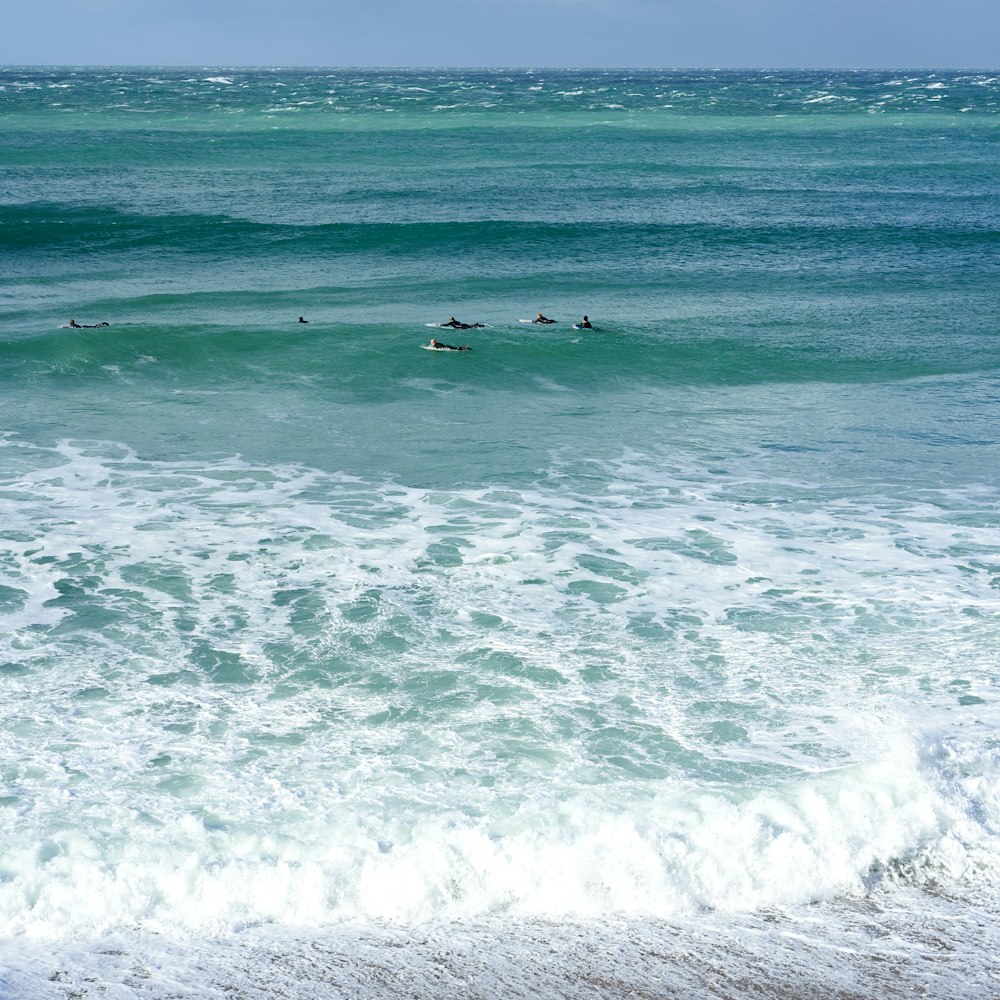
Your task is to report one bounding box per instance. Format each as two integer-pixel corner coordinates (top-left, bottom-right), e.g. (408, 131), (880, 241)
(0, 438), (996, 946)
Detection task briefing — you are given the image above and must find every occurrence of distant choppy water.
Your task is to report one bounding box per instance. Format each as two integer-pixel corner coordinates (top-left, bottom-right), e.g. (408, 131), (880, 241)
(1, 68), (999, 998)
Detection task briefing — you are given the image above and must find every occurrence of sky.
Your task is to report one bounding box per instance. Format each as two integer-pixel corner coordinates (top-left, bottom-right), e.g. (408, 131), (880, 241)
(3, 0), (999, 68)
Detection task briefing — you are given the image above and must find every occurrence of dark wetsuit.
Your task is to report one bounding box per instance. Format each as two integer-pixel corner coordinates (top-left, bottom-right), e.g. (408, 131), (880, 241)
(442, 319), (484, 330)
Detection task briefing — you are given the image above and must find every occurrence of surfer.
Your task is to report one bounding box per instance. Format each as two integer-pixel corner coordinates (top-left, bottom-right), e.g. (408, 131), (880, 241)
(428, 338), (470, 351)
(441, 317), (485, 330)
(298, 316), (308, 324)
(577, 315), (593, 329)
(533, 313), (556, 324)
(69, 319), (109, 329)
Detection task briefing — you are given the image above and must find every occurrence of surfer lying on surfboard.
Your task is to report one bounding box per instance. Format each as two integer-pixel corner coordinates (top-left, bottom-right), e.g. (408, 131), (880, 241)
(533, 313), (556, 324)
(441, 316), (485, 330)
(427, 338), (471, 351)
(69, 319), (110, 329)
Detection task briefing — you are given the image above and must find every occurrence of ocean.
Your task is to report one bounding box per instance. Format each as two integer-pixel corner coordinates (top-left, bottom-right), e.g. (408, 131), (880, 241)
(0, 67), (998, 998)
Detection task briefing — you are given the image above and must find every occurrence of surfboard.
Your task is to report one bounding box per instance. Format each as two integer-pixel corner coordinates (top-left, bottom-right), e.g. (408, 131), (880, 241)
(572, 324), (596, 331)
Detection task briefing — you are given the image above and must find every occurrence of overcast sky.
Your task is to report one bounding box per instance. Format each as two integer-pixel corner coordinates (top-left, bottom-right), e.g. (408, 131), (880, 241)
(4, 0), (999, 68)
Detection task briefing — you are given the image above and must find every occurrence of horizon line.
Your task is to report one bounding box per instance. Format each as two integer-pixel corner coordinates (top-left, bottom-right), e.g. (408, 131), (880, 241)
(3, 64), (999, 72)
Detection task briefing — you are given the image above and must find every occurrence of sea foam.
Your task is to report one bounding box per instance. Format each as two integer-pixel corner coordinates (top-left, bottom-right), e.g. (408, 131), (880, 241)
(0, 438), (996, 939)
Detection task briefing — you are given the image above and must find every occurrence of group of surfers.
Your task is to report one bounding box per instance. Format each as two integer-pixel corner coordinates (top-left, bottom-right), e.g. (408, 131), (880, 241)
(68, 311), (594, 353)
(429, 312), (594, 351)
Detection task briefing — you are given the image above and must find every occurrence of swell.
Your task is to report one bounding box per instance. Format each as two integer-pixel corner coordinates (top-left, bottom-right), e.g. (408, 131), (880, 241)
(5, 204), (1000, 263)
(1, 320), (996, 391)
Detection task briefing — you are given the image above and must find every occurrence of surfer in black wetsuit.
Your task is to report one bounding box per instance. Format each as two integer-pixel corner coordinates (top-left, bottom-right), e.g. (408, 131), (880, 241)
(442, 317), (484, 330)
(298, 316), (308, 323)
(428, 338), (470, 351)
(533, 313), (556, 324)
(69, 319), (109, 329)
(577, 315), (593, 329)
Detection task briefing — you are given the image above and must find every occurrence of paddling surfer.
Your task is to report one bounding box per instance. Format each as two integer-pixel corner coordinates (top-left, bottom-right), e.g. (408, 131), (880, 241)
(441, 317), (485, 330)
(428, 338), (471, 351)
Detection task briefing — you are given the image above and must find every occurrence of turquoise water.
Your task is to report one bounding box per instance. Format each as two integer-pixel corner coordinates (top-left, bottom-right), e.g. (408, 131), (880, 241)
(1, 68), (999, 998)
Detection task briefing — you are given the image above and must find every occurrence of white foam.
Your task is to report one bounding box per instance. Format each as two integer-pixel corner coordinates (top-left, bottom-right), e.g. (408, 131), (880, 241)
(0, 724), (995, 936)
(0, 437), (997, 941)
